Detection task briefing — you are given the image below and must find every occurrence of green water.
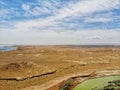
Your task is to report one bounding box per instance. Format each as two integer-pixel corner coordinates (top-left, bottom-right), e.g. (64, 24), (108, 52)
(73, 75), (120, 90)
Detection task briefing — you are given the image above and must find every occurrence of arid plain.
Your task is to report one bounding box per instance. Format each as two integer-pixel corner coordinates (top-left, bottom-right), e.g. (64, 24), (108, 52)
(0, 46), (120, 90)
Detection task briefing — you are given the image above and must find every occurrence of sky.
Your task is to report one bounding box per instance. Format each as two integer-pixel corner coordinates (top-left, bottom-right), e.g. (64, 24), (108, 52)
(0, 0), (120, 45)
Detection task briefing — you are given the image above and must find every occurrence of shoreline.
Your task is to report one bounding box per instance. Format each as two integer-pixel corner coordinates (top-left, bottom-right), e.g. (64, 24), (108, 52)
(20, 69), (120, 90)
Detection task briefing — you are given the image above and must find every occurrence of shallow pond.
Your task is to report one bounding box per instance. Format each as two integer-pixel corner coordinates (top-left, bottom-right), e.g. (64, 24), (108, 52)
(0, 46), (17, 52)
(73, 75), (120, 90)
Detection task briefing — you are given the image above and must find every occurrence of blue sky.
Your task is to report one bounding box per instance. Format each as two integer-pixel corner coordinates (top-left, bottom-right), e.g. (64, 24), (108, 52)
(0, 0), (120, 45)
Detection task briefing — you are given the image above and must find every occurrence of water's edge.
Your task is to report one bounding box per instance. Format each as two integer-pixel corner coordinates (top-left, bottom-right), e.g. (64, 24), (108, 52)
(0, 45), (17, 52)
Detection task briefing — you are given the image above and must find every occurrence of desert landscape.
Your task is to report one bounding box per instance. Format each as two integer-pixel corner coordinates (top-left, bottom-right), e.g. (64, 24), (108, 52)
(1, 0), (120, 90)
(0, 45), (120, 90)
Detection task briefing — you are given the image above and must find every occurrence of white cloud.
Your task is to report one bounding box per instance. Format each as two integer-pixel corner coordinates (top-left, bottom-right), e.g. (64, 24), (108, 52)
(0, 29), (120, 45)
(21, 0), (60, 16)
(15, 0), (120, 31)
(22, 4), (30, 11)
(0, 9), (9, 16)
(0, 0), (120, 45)
(0, 8), (21, 21)
(0, 1), (6, 5)
(0, 9), (12, 20)
(83, 12), (115, 23)
(84, 17), (113, 23)
(56, 0), (119, 18)
(91, 35), (102, 40)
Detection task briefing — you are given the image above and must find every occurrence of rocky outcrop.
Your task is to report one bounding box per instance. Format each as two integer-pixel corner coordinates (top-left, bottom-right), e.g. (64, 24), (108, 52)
(0, 70), (56, 81)
(0, 62), (56, 81)
(0, 62), (37, 71)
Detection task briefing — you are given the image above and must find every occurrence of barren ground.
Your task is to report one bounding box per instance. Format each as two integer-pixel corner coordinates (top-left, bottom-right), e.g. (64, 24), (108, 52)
(0, 46), (120, 90)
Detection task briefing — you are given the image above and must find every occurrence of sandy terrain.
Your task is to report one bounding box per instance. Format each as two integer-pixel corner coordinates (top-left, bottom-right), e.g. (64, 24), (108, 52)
(0, 46), (120, 90)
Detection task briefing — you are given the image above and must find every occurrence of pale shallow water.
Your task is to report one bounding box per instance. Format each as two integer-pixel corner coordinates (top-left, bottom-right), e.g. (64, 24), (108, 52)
(0, 45), (17, 51)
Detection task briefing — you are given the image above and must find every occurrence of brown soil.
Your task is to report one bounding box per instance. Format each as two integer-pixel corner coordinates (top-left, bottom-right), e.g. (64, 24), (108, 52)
(0, 46), (120, 90)
(1, 62), (36, 71)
